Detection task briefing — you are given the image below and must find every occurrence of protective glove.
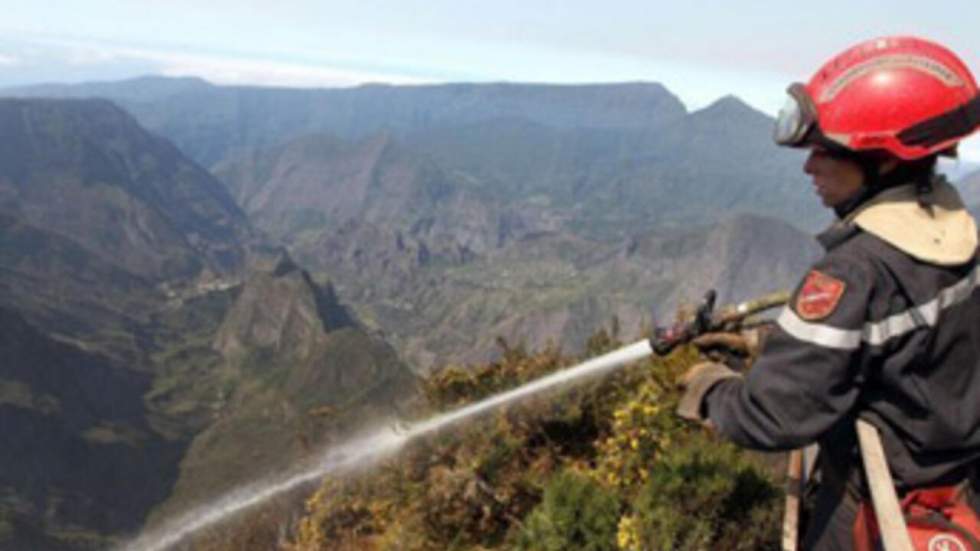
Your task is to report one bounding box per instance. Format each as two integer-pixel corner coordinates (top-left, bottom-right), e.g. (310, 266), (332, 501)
(690, 328), (763, 358)
(676, 361), (740, 425)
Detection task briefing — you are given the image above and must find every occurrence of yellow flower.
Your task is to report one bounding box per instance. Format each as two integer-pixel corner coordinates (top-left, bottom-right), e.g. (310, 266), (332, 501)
(617, 515), (640, 551)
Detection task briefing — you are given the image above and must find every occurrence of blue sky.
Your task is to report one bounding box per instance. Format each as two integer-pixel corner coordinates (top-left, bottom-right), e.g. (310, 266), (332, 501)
(2, 0), (979, 160)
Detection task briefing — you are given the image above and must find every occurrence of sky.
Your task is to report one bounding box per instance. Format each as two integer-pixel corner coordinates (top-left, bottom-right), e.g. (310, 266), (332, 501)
(2, 0), (979, 161)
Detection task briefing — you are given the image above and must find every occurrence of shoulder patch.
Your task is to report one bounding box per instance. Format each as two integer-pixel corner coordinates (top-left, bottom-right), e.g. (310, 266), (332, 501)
(795, 270), (847, 321)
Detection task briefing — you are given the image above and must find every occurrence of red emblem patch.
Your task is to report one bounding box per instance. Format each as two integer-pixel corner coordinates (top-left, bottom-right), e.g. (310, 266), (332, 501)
(795, 270), (846, 320)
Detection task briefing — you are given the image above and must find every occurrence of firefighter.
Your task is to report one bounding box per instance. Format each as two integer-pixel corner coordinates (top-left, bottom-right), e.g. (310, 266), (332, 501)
(677, 36), (980, 550)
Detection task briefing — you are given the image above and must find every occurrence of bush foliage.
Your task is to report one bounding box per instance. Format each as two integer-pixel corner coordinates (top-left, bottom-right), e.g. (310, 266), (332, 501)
(515, 470), (621, 551)
(277, 327), (784, 550)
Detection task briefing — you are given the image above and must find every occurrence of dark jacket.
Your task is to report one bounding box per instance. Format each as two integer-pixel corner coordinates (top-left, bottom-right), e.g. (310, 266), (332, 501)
(704, 180), (980, 490)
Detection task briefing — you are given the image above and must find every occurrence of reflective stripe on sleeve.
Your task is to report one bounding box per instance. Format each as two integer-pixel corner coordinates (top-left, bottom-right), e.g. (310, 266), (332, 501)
(777, 308), (863, 350)
(777, 264), (979, 349)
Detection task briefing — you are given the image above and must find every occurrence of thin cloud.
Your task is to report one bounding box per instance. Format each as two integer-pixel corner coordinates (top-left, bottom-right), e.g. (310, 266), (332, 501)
(148, 51), (433, 88)
(62, 44), (125, 66)
(16, 36), (434, 88)
(0, 54), (20, 66)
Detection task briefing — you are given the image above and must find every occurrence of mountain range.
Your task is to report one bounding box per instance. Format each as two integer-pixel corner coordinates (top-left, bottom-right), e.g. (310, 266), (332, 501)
(202, 109), (823, 367)
(0, 77), (832, 369)
(4, 77), (687, 165)
(4, 77), (826, 237)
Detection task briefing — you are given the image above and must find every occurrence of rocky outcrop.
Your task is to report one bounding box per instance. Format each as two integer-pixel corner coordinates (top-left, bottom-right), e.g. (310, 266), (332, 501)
(151, 255), (415, 522)
(213, 254), (354, 360)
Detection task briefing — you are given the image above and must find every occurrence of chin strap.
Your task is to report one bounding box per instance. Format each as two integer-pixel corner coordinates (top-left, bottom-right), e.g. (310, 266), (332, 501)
(833, 158), (938, 220)
(833, 158), (894, 219)
(915, 173), (946, 212)
(898, 95), (980, 148)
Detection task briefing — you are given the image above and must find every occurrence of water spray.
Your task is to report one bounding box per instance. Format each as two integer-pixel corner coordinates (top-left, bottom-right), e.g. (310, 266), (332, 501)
(123, 290), (788, 551)
(120, 428), (410, 551)
(120, 340), (654, 551)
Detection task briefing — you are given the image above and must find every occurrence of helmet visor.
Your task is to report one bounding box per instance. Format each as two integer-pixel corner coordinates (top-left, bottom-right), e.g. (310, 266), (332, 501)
(773, 84), (817, 146)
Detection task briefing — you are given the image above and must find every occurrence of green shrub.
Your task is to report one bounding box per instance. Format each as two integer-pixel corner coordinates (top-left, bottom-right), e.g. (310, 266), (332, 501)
(288, 335), (785, 551)
(625, 433), (781, 551)
(515, 470), (621, 551)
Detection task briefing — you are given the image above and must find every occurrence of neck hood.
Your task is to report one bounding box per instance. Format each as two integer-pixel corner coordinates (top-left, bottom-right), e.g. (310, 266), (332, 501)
(845, 179), (977, 265)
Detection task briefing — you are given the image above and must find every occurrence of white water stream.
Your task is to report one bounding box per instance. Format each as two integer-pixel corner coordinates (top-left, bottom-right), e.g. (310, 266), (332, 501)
(122, 339), (653, 551)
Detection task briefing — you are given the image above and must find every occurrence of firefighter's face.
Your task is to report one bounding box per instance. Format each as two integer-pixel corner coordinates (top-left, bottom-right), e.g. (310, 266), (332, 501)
(803, 148), (865, 208)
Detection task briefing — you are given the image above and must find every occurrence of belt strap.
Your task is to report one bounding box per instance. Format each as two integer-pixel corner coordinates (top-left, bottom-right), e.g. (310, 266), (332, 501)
(783, 448), (804, 551)
(856, 419), (915, 551)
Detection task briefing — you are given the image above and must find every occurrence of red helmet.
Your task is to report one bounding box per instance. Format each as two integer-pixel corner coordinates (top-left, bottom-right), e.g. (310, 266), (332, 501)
(774, 36), (980, 160)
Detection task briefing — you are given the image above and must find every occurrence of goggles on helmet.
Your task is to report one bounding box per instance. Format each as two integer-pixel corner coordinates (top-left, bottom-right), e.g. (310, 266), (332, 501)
(773, 83), (818, 147)
(773, 82), (980, 151)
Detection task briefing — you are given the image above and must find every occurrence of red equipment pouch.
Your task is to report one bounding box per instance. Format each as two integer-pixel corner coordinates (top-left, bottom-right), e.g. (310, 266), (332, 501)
(853, 485), (980, 551)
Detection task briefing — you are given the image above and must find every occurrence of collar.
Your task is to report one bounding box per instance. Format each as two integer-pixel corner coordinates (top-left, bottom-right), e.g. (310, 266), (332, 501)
(816, 222), (861, 252)
(843, 179), (978, 265)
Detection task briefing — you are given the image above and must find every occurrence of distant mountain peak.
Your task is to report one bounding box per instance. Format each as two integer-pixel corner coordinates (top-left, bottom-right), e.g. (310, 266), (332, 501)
(213, 244), (358, 361)
(694, 95), (767, 118)
(122, 74), (212, 86)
